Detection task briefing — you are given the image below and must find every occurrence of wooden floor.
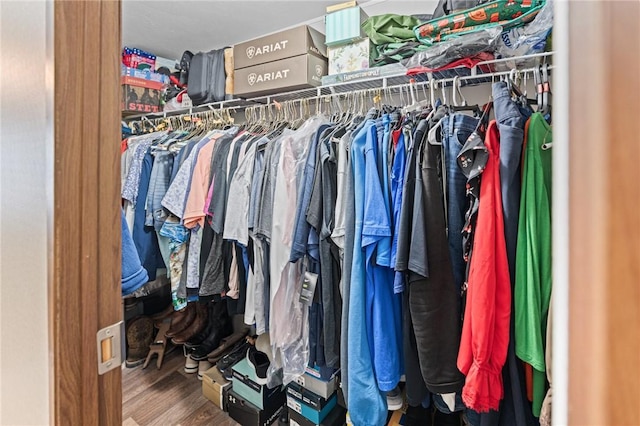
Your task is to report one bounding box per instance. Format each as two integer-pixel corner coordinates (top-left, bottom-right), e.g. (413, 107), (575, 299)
(122, 348), (239, 426)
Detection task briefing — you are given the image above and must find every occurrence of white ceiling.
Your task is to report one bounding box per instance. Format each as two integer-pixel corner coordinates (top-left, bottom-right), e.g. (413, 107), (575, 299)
(122, 0), (436, 61)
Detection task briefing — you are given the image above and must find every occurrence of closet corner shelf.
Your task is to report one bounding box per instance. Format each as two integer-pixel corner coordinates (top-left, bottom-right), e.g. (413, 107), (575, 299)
(123, 51), (553, 121)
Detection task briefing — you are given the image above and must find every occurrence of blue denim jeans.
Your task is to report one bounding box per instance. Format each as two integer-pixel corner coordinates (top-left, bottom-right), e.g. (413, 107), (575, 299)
(493, 82), (526, 280)
(484, 83), (538, 426)
(441, 113), (479, 300)
(429, 393), (466, 414)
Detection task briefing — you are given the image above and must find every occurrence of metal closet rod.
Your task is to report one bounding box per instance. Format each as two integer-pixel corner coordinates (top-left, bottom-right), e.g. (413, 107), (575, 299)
(125, 63), (554, 125)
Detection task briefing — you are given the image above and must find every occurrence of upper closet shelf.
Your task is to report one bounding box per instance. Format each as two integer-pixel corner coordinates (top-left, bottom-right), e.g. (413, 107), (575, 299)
(124, 52), (553, 120)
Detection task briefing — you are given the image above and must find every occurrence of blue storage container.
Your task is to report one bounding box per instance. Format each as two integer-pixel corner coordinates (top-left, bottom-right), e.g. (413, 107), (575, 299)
(325, 6), (368, 46)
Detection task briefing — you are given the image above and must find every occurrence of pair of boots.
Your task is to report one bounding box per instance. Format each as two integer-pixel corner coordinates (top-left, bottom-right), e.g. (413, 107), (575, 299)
(164, 302), (205, 344)
(161, 300), (233, 360)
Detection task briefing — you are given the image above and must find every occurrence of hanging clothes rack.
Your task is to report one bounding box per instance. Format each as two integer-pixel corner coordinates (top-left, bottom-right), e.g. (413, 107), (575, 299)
(123, 52), (554, 129)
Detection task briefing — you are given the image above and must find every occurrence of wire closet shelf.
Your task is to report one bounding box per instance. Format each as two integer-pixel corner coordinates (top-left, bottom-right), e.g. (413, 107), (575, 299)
(124, 51), (553, 123)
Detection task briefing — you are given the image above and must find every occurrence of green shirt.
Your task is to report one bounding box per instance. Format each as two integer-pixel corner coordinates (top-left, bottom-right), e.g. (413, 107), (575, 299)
(514, 112), (552, 417)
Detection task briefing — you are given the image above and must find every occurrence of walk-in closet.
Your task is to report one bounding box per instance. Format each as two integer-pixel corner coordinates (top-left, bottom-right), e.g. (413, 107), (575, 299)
(2, 1), (639, 426)
(118, 1), (556, 425)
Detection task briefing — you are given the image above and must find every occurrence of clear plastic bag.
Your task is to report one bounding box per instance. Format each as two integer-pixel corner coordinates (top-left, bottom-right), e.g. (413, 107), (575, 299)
(266, 260), (310, 388)
(495, 0), (553, 69)
(265, 117), (329, 388)
(403, 27), (503, 71)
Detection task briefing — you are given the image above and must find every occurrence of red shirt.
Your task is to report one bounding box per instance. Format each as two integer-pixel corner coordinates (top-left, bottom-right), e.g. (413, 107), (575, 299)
(457, 120), (511, 412)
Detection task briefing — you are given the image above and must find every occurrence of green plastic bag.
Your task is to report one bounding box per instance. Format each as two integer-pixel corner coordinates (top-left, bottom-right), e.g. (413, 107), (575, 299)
(370, 42), (432, 66)
(362, 14), (424, 45)
(362, 14), (430, 66)
(414, 0), (546, 45)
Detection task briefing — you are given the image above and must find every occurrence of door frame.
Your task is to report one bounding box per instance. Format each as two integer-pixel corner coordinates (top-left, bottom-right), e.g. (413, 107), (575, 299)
(562, 1), (640, 425)
(52, 1), (122, 424)
(50, 1), (640, 424)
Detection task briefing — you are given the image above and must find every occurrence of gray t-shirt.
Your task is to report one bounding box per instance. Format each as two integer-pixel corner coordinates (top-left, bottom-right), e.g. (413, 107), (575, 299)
(330, 131), (352, 253)
(248, 138), (270, 231)
(208, 135), (235, 233)
(290, 124), (332, 262)
(307, 128), (342, 369)
(396, 116), (438, 278)
(255, 132), (288, 242)
(224, 140), (259, 246)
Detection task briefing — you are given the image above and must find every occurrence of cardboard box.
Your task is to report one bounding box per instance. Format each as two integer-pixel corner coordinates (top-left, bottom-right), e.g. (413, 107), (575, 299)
(121, 76), (163, 113)
(231, 357), (285, 410)
(287, 382), (332, 412)
(227, 389), (285, 426)
(121, 65), (170, 84)
(202, 366), (231, 412)
(289, 405), (347, 426)
(294, 369), (339, 400)
(304, 365), (340, 381)
(287, 391), (337, 424)
(328, 38), (370, 75)
(325, 6), (368, 46)
(234, 54), (327, 98)
(234, 25), (326, 70)
(122, 47), (156, 70)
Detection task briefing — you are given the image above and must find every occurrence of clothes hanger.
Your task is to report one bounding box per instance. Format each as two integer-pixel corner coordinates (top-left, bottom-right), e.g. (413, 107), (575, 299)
(224, 108), (235, 128)
(402, 79), (431, 114)
(336, 94), (352, 128)
(427, 80), (445, 146)
(383, 86), (391, 107)
(337, 94), (349, 126)
(541, 63), (552, 118)
(344, 92), (356, 125)
(250, 106), (261, 133)
(449, 76), (481, 115)
(340, 93), (349, 123)
(451, 76), (466, 106)
(512, 69), (538, 109)
(441, 79), (450, 106)
(534, 65), (544, 112)
(396, 86), (405, 110)
(289, 99), (303, 129)
(430, 79), (437, 108)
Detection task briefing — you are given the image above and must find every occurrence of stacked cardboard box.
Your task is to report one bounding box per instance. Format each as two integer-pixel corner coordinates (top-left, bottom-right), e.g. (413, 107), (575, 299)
(287, 367), (346, 425)
(202, 366), (232, 412)
(325, 1), (371, 76)
(121, 76), (163, 113)
(225, 356), (287, 426)
(233, 25), (328, 98)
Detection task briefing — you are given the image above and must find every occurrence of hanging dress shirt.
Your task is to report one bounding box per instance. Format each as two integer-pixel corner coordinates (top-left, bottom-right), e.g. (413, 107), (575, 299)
(457, 120), (511, 413)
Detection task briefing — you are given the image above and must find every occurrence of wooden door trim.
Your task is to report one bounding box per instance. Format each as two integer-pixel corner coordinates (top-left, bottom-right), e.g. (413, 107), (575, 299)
(567, 1), (640, 424)
(52, 1), (122, 424)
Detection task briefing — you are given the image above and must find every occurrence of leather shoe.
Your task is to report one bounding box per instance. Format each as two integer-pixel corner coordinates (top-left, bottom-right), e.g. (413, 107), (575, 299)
(207, 330), (249, 363)
(165, 303), (196, 338)
(184, 302), (216, 348)
(125, 316), (154, 368)
(217, 340), (251, 380)
(190, 301), (233, 361)
(171, 302), (209, 344)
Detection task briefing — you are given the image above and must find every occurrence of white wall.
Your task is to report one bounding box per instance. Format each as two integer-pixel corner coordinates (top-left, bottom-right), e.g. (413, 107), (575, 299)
(0, 1), (52, 425)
